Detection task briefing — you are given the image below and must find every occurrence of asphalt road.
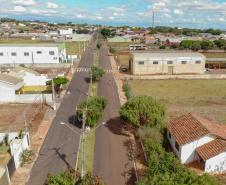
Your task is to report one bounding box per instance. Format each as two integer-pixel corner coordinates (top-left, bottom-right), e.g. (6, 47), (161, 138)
(93, 41), (137, 185)
(27, 40), (95, 184)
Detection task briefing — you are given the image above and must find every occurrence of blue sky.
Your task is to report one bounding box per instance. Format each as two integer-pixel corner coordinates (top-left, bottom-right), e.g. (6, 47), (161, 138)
(0, 0), (226, 29)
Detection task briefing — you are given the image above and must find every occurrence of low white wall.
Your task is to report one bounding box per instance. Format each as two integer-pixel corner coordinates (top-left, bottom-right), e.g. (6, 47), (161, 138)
(205, 152), (226, 172)
(132, 74), (226, 80)
(15, 94), (52, 103)
(0, 132), (21, 143)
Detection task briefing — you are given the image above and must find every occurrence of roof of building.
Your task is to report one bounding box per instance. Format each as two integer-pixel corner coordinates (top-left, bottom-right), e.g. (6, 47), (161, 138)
(166, 113), (226, 146)
(11, 67), (40, 76)
(0, 73), (23, 84)
(196, 138), (226, 161)
(0, 43), (63, 47)
(168, 39), (181, 42)
(131, 52), (205, 59)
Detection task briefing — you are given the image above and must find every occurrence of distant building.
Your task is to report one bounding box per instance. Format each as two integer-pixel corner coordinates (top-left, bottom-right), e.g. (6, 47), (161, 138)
(60, 28), (73, 35)
(129, 52), (206, 75)
(166, 38), (181, 48)
(0, 43), (66, 65)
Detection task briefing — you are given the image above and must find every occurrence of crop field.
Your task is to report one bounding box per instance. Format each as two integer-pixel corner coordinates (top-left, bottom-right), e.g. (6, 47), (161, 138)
(130, 79), (226, 125)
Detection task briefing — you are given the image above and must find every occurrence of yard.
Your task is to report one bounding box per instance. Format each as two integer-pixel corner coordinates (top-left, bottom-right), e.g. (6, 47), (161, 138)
(65, 42), (88, 56)
(130, 80), (226, 125)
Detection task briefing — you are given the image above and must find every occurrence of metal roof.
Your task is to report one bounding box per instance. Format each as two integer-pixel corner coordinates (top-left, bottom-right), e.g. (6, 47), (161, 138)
(131, 52), (205, 58)
(0, 81), (25, 90)
(0, 73), (23, 84)
(0, 43), (63, 47)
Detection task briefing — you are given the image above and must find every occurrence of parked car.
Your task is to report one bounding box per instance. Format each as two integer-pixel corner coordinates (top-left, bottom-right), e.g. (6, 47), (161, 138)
(122, 67), (127, 72)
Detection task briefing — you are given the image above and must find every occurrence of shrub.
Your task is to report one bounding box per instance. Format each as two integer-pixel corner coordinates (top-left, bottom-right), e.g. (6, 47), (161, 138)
(179, 46), (184, 50)
(19, 64), (26, 67)
(109, 47), (117, 53)
(122, 84), (131, 100)
(159, 45), (166, 49)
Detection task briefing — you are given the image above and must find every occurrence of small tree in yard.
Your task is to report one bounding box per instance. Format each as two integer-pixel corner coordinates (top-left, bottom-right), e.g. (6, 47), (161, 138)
(109, 47), (117, 53)
(119, 95), (166, 129)
(89, 66), (105, 81)
(159, 45), (166, 49)
(76, 96), (108, 127)
(20, 149), (35, 166)
(46, 77), (69, 87)
(44, 166), (105, 185)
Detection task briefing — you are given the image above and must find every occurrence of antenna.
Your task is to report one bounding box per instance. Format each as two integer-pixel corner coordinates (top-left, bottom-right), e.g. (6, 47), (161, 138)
(152, 11), (155, 29)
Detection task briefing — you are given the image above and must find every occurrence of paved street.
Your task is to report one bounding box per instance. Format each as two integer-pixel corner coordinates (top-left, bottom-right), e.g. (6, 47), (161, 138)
(93, 41), (137, 185)
(27, 41), (95, 184)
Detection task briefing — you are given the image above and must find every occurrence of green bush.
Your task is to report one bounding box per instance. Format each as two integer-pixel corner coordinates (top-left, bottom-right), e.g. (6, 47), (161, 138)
(179, 46), (184, 50)
(109, 47), (117, 53)
(122, 84), (131, 100)
(19, 64), (26, 67)
(159, 45), (166, 49)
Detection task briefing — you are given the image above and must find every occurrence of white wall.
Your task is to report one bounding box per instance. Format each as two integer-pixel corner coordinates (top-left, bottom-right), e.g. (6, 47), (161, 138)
(167, 129), (216, 164)
(15, 94), (52, 103)
(0, 85), (15, 102)
(0, 132), (21, 143)
(180, 135), (216, 163)
(23, 72), (49, 86)
(60, 28), (73, 35)
(0, 46), (61, 64)
(205, 152), (226, 172)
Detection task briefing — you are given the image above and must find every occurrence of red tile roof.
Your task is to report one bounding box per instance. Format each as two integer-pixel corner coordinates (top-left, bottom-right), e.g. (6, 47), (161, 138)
(196, 138), (226, 161)
(166, 113), (226, 146)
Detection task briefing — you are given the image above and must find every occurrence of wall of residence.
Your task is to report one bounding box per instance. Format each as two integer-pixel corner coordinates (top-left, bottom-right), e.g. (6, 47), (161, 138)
(0, 46), (61, 64)
(23, 74), (49, 86)
(180, 135), (216, 164)
(0, 85), (15, 102)
(130, 55), (205, 75)
(167, 129), (181, 159)
(205, 152), (226, 172)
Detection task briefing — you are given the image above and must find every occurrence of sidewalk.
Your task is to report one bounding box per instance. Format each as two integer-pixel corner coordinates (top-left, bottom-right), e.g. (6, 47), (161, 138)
(109, 55), (147, 181)
(10, 66), (78, 185)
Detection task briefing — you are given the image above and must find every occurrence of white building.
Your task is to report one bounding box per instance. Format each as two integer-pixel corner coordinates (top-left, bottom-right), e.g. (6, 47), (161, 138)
(166, 113), (226, 173)
(60, 28), (73, 35)
(129, 53), (206, 75)
(0, 43), (66, 64)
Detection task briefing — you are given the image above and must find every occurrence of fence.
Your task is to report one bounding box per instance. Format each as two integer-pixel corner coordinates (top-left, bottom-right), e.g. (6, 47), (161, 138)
(15, 94), (52, 103)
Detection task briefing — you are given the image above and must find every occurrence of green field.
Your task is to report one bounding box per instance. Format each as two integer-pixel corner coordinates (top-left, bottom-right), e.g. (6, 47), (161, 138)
(202, 53), (226, 58)
(0, 40), (42, 43)
(131, 80), (226, 99)
(65, 42), (88, 56)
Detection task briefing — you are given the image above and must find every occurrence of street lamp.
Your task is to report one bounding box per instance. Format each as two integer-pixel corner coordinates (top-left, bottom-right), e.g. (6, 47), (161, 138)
(60, 121), (106, 177)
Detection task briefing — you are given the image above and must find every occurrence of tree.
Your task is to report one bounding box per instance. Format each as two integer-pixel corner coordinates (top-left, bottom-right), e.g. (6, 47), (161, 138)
(101, 28), (111, 36)
(19, 29), (24, 33)
(46, 77), (69, 87)
(149, 30), (157, 34)
(76, 96), (108, 127)
(96, 42), (102, 50)
(119, 95), (166, 128)
(200, 41), (214, 50)
(89, 66), (105, 81)
(109, 47), (117, 53)
(214, 38), (226, 48)
(76, 29), (90, 34)
(191, 41), (201, 50)
(44, 166), (105, 184)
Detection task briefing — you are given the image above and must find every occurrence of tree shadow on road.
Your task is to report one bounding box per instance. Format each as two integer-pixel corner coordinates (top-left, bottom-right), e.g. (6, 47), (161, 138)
(104, 116), (128, 137)
(68, 114), (82, 129)
(121, 167), (137, 185)
(84, 77), (90, 83)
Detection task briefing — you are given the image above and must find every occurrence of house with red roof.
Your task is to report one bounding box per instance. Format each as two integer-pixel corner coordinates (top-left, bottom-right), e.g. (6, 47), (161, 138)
(166, 113), (226, 173)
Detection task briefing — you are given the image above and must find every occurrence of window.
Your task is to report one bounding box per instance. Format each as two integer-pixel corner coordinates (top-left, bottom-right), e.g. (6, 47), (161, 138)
(11, 52), (17, 56)
(153, 61), (158, 64)
(24, 52), (29, 56)
(0, 52), (3, 56)
(49, 51), (55, 55)
(37, 51), (42, 54)
(195, 60), (201, 64)
(181, 61), (187, 64)
(169, 131), (171, 139)
(175, 141), (180, 151)
(138, 61), (144, 65)
(167, 61), (173, 64)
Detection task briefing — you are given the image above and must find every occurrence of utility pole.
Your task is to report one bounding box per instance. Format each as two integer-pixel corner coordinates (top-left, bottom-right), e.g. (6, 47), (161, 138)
(75, 107), (92, 177)
(152, 11), (155, 29)
(52, 69), (56, 110)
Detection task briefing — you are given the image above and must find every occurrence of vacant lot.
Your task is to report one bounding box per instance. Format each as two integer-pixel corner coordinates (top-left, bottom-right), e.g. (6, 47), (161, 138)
(119, 55), (129, 68)
(65, 42), (87, 55)
(202, 53), (226, 58)
(130, 80), (226, 125)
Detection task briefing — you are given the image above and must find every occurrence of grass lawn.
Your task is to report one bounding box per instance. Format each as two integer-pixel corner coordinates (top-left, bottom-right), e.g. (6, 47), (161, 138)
(65, 42), (88, 56)
(202, 53), (226, 58)
(0, 146), (10, 155)
(93, 51), (99, 67)
(0, 40), (42, 44)
(131, 80), (226, 99)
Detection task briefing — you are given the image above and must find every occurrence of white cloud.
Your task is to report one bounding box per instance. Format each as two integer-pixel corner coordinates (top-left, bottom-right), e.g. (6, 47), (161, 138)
(46, 2), (59, 9)
(76, 14), (85, 18)
(170, 20), (174, 23)
(147, 4), (170, 12)
(12, 6), (27, 12)
(219, 18), (224, 22)
(113, 13), (118, 16)
(174, 9), (184, 16)
(96, 16), (103, 19)
(121, 4), (130, 8)
(30, 9), (40, 14)
(108, 16), (115, 20)
(164, 13), (171, 18)
(107, 7), (125, 12)
(12, 0), (36, 6)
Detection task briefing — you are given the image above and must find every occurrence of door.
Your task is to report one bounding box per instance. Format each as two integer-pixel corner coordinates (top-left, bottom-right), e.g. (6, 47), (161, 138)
(168, 66), (173, 75)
